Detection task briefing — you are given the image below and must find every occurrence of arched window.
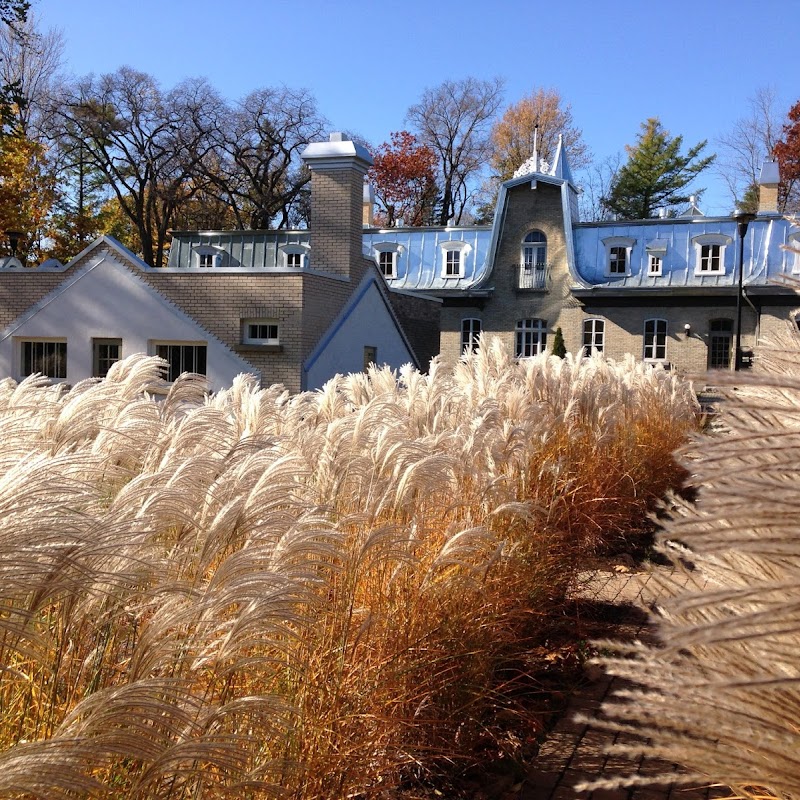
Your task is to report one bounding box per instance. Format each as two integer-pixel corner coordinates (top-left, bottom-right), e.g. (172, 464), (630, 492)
(643, 319), (667, 361)
(520, 231), (548, 289)
(522, 231), (547, 269)
(461, 318), (481, 354)
(582, 319), (605, 356)
(515, 319), (547, 358)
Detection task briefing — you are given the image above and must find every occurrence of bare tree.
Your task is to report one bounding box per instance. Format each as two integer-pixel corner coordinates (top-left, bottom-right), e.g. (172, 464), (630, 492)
(56, 68), (222, 266)
(716, 87), (782, 213)
(0, 13), (64, 137)
(407, 76), (504, 225)
(577, 152), (622, 221)
(201, 87), (327, 230)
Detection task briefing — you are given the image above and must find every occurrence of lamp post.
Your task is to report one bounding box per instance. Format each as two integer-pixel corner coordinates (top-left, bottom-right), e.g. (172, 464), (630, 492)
(733, 211), (756, 370)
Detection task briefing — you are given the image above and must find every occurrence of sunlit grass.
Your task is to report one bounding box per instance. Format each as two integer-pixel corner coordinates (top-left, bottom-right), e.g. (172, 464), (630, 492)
(0, 341), (697, 798)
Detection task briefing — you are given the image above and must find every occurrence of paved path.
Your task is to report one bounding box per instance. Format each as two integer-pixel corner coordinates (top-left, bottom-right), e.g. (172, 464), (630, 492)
(520, 566), (729, 800)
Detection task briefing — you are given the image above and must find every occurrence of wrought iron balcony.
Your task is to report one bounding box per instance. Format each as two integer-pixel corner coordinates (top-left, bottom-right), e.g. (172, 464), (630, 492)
(516, 262), (548, 291)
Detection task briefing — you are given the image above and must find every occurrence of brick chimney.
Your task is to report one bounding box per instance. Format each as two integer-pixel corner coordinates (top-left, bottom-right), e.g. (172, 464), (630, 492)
(758, 158), (780, 214)
(301, 132), (373, 279)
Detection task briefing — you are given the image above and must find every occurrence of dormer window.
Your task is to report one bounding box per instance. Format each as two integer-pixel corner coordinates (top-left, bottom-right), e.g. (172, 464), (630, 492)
(646, 240), (667, 276)
(692, 234), (732, 275)
(602, 237), (635, 277)
(279, 243), (310, 270)
(440, 240), (471, 279)
(194, 246), (223, 268)
(372, 242), (404, 278)
(788, 231), (800, 274)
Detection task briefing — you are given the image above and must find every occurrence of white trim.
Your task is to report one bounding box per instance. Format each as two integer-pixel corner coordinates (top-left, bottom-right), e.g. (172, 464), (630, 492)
(439, 240), (471, 279)
(692, 233), (732, 276)
(602, 236), (635, 277)
(242, 318), (280, 345)
(643, 318), (668, 362)
(278, 242), (311, 270)
(372, 241), (404, 278)
(788, 232), (800, 274)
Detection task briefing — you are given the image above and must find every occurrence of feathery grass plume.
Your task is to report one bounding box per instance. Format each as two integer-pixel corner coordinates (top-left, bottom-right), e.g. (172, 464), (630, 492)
(0, 342), (697, 797)
(579, 316), (800, 798)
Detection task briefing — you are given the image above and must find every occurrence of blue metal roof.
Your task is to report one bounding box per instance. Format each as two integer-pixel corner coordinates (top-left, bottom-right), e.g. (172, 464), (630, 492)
(573, 216), (799, 289)
(362, 226), (492, 291)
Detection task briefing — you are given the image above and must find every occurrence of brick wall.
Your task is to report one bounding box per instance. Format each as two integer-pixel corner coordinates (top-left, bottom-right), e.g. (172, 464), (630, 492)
(387, 290), (441, 371)
(441, 180), (581, 364)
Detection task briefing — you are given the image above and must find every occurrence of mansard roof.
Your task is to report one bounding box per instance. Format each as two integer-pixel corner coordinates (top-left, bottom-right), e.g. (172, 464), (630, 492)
(573, 214), (799, 291)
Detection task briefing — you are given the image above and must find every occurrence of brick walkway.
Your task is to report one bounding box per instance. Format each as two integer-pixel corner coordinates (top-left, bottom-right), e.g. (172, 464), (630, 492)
(521, 567), (729, 800)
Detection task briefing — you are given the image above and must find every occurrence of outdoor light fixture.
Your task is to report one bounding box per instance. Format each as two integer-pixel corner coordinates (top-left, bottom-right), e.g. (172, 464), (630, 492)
(5, 230), (22, 257)
(733, 211), (757, 370)
(684, 323), (691, 334)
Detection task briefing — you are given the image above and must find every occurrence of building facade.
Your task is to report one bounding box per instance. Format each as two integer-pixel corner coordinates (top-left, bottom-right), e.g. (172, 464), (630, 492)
(0, 134), (796, 391)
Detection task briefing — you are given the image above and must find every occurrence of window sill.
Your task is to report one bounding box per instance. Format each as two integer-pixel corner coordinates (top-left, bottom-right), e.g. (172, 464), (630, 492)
(693, 270), (726, 277)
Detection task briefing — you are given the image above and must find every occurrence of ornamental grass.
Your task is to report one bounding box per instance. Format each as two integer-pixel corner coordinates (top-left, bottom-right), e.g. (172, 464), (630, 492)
(581, 318), (800, 799)
(0, 340), (697, 798)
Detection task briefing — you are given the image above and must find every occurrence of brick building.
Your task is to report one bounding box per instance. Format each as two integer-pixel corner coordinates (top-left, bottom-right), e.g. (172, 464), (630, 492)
(367, 144), (799, 375)
(0, 133), (796, 391)
(0, 134), (436, 392)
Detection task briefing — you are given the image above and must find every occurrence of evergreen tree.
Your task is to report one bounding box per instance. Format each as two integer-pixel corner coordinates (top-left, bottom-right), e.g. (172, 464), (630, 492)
(551, 327), (566, 359)
(604, 118), (715, 219)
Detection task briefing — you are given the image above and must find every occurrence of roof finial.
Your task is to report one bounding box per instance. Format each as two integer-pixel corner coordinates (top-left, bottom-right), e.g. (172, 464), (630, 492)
(533, 124), (539, 171)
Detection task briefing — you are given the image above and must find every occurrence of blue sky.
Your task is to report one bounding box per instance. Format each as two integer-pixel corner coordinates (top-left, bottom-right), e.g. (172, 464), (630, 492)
(32, 0), (800, 216)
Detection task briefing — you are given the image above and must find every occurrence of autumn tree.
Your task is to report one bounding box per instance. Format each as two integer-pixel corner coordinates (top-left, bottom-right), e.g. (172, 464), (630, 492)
(201, 87), (327, 230)
(490, 88), (590, 182)
(716, 87), (782, 214)
(0, 132), (54, 260)
(604, 118), (715, 219)
(368, 130), (438, 227)
(55, 69), (222, 267)
(773, 99), (800, 212)
(407, 77), (504, 225)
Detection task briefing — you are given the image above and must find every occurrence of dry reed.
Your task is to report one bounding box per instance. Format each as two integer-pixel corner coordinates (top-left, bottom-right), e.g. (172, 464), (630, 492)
(580, 318), (800, 799)
(0, 339), (696, 798)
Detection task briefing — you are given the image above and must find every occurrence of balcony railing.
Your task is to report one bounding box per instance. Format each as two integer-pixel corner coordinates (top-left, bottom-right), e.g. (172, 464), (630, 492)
(516, 262), (548, 290)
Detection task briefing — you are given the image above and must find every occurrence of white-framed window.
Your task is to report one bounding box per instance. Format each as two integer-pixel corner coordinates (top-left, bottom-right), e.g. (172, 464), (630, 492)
(582, 319), (605, 356)
(515, 319), (547, 358)
(520, 230), (548, 289)
(279, 244), (310, 270)
(643, 319), (667, 361)
(788, 231), (800, 274)
(522, 230), (547, 270)
(153, 342), (207, 382)
(194, 246), (223, 268)
(647, 255), (662, 275)
(692, 234), (731, 275)
(645, 240), (667, 276)
(461, 318), (481, 354)
(378, 250), (396, 277)
(93, 338), (122, 378)
(602, 237), (635, 277)
(372, 242), (404, 278)
(242, 319), (279, 345)
(20, 339), (67, 379)
(439, 240), (470, 279)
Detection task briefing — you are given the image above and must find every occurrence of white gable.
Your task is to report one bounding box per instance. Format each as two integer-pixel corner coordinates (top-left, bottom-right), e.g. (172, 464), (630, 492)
(303, 273), (415, 390)
(0, 252), (258, 390)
